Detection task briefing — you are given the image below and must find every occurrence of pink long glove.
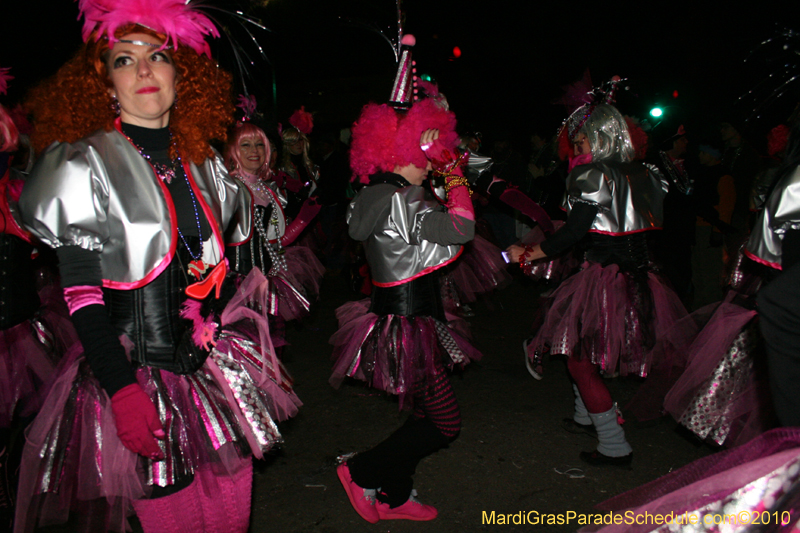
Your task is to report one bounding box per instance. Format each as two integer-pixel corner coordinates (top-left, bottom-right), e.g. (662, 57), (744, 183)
(445, 176), (474, 221)
(498, 187), (554, 234)
(423, 139), (474, 221)
(111, 383), (165, 459)
(281, 196), (322, 246)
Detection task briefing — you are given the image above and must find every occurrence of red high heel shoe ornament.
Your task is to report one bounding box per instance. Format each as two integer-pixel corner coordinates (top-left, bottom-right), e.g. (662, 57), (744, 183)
(186, 261), (227, 300)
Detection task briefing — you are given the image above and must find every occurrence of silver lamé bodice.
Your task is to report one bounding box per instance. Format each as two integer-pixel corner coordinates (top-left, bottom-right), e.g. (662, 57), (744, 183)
(563, 161), (668, 234)
(347, 182), (463, 286)
(20, 127), (251, 288)
(746, 166), (800, 269)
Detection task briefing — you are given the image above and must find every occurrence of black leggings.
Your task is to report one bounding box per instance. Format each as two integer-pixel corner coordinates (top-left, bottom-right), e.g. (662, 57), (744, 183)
(349, 370), (460, 507)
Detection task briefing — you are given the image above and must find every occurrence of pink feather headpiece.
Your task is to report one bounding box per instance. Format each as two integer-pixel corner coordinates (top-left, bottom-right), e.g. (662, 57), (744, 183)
(78, 0), (219, 57)
(237, 94), (257, 122)
(0, 68), (12, 96)
(289, 106), (314, 135)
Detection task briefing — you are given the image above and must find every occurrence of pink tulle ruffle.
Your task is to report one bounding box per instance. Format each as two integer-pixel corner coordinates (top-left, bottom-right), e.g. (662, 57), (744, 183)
(519, 222), (581, 283)
(282, 245), (325, 301)
(530, 261), (687, 377)
(448, 234), (511, 303)
(329, 298), (481, 409)
(581, 428), (800, 533)
(0, 286), (77, 428)
(663, 300), (768, 447)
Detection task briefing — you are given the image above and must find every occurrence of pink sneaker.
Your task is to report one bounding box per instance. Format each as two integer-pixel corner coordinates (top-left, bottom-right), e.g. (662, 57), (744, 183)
(376, 492), (438, 521)
(336, 463), (379, 523)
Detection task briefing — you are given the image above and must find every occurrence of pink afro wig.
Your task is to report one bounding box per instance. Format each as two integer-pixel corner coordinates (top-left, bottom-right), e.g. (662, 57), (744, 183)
(349, 99), (458, 184)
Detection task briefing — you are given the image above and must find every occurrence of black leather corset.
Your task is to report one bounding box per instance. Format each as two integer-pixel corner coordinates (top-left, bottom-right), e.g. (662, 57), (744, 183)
(226, 204), (273, 274)
(0, 233), (40, 329)
(585, 232), (653, 272)
(103, 242), (203, 372)
(369, 271), (445, 322)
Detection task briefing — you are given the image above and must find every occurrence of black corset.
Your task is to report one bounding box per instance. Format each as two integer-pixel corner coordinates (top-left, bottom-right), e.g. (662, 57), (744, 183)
(585, 232), (653, 272)
(0, 233), (40, 329)
(103, 239), (205, 372)
(369, 272), (445, 322)
(226, 204), (273, 274)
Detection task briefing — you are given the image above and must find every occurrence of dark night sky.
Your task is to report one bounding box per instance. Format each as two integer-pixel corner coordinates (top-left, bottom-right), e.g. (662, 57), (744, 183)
(1, 0), (792, 150)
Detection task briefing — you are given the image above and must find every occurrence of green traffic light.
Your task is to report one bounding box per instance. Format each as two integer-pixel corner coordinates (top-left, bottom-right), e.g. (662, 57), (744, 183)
(650, 107), (664, 118)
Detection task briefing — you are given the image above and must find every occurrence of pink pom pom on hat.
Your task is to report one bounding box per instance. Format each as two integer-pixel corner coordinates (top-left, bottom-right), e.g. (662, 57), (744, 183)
(78, 0), (220, 57)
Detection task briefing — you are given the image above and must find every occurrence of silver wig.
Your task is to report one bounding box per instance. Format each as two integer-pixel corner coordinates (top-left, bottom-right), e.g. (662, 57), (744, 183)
(571, 104), (635, 163)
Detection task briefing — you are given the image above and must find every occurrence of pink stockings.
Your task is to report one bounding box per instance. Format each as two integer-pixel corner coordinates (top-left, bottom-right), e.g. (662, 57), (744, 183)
(412, 369), (461, 438)
(133, 459), (253, 533)
(567, 355), (613, 414)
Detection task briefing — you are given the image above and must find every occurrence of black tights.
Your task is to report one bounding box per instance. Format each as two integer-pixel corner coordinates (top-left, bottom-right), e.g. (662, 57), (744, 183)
(349, 371), (459, 507)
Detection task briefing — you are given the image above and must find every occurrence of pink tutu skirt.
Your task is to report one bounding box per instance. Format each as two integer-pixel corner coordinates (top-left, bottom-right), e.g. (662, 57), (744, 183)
(448, 234), (511, 303)
(663, 299), (770, 447)
(530, 261), (687, 377)
(267, 245), (325, 322)
(0, 285), (77, 428)
(519, 223), (581, 283)
(14, 270), (301, 533)
(329, 299), (482, 409)
(581, 428), (800, 533)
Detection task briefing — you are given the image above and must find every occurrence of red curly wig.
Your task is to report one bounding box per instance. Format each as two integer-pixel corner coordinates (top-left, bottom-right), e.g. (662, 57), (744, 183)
(0, 104), (19, 153)
(26, 24), (233, 164)
(349, 99), (458, 184)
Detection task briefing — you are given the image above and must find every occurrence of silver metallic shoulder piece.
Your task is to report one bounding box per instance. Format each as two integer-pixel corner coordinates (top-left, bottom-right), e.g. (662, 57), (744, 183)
(363, 184), (462, 285)
(267, 180), (289, 208)
(464, 149), (493, 185)
(747, 166), (800, 269)
(197, 151), (252, 247)
(563, 161), (666, 235)
(20, 129), (249, 287)
(564, 165), (613, 211)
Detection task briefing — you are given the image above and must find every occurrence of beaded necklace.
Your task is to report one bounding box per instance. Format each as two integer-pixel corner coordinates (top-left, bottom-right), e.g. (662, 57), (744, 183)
(127, 129), (178, 185)
(121, 128), (205, 268)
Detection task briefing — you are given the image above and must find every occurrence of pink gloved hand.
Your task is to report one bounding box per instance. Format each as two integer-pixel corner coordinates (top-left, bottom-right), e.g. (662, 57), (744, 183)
(281, 196), (322, 246)
(420, 129), (458, 174)
(445, 176), (474, 221)
(111, 383), (165, 459)
(420, 129), (473, 221)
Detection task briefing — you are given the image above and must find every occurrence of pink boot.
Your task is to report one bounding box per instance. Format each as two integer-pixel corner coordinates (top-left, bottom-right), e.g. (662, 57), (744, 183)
(197, 459), (253, 533)
(132, 478), (204, 533)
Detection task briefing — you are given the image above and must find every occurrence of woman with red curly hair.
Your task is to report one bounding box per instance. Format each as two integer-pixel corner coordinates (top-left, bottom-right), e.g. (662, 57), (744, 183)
(330, 97), (482, 523)
(15, 2), (299, 532)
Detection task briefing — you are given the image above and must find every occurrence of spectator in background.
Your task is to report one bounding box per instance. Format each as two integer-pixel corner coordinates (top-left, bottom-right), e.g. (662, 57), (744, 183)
(720, 120), (763, 237)
(692, 143), (736, 307)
